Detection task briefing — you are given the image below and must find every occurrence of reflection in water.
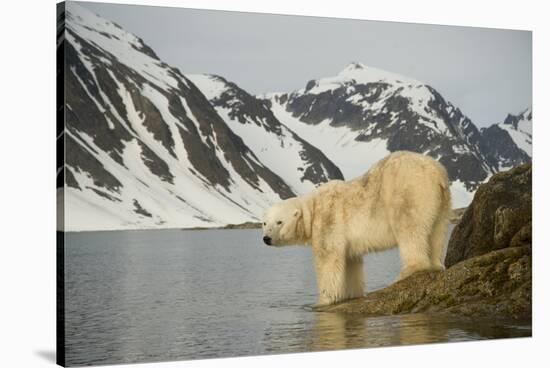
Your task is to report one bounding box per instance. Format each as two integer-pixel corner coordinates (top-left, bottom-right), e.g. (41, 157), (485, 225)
(306, 312), (441, 351)
(396, 313), (449, 346)
(308, 312), (368, 351)
(303, 312), (531, 352)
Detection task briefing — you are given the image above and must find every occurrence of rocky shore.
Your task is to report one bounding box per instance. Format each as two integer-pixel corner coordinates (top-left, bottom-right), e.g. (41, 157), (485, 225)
(320, 164), (532, 320)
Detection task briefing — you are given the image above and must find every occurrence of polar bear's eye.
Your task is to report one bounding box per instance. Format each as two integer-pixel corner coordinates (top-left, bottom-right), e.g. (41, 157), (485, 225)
(276, 221), (282, 225)
(263, 222), (266, 226)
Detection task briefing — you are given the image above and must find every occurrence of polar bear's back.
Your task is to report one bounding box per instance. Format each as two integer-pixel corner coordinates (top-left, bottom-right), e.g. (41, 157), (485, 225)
(312, 151), (450, 214)
(360, 151), (451, 226)
(363, 151), (448, 185)
(307, 151), (451, 253)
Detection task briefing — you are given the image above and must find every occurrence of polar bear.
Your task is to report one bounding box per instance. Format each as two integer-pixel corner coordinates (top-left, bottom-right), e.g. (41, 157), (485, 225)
(262, 151), (451, 306)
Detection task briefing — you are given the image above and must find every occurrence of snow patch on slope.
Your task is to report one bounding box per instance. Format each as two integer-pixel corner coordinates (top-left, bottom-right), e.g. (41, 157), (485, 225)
(270, 100), (390, 180)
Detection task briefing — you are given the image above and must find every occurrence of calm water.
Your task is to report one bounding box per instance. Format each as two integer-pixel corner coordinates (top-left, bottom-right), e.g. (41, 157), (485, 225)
(63, 228), (531, 366)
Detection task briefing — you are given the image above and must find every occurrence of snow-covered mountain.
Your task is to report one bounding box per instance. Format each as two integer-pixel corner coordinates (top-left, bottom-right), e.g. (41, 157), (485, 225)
(480, 108), (532, 170)
(58, 4), (532, 231)
(186, 74), (343, 194)
(263, 62), (514, 207)
(58, 3), (344, 231)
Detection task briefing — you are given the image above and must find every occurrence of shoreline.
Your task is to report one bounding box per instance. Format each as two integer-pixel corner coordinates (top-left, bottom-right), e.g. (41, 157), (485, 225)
(59, 221), (262, 234)
(60, 208), (465, 233)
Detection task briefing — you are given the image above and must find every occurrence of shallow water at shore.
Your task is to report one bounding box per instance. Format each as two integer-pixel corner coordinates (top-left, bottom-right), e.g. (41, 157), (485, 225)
(63, 228), (531, 366)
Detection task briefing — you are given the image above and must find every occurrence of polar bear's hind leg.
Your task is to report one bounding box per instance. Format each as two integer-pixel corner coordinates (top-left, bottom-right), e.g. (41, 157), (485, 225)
(429, 215), (448, 271)
(393, 211), (433, 282)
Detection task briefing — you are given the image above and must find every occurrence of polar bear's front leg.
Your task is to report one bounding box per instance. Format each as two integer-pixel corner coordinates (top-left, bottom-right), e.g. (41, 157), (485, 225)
(313, 251), (348, 306)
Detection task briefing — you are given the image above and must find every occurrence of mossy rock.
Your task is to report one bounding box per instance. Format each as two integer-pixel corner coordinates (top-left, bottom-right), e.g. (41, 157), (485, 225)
(319, 246), (531, 320)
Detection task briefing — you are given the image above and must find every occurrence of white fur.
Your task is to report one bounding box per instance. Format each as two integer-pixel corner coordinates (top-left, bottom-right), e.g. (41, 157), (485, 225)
(262, 151), (451, 306)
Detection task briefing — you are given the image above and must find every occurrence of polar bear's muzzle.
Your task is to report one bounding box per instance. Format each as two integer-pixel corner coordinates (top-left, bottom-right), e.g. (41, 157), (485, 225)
(263, 236), (272, 245)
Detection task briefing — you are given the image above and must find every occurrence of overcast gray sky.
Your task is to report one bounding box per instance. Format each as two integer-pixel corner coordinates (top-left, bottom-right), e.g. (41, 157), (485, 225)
(80, 1), (532, 127)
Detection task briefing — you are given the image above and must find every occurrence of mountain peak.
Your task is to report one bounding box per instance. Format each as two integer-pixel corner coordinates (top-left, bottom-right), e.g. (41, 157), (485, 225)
(66, 3), (181, 91)
(342, 61), (367, 71)
(503, 107), (532, 130)
(337, 62), (418, 85)
(298, 62), (422, 95)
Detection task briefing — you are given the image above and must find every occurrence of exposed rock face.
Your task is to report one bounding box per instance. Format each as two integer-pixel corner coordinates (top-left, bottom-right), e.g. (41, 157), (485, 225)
(480, 124), (531, 171)
(479, 108), (532, 171)
(445, 164), (532, 267)
(322, 163), (532, 319)
(321, 246), (531, 319)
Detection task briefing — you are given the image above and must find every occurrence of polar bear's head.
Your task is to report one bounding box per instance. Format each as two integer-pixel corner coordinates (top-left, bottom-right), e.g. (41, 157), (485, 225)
(262, 198), (309, 246)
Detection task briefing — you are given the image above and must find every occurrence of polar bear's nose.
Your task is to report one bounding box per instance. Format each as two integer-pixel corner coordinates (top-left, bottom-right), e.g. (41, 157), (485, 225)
(263, 236), (272, 245)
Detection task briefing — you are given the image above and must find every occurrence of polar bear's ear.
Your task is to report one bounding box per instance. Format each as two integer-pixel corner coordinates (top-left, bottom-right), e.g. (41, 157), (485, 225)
(293, 208), (301, 218)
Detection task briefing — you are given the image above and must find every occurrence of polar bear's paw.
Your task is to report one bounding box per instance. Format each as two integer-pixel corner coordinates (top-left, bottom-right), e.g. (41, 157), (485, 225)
(395, 265), (428, 282)
(395, 263), (445, 283)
